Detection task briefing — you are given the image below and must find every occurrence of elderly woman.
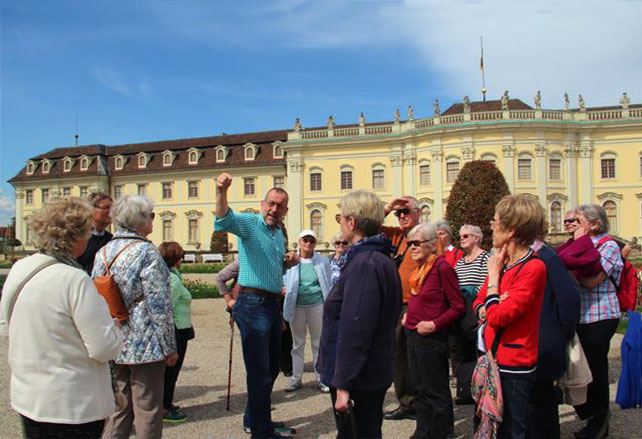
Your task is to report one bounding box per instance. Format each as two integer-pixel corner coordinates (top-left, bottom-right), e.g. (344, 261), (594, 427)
(571, 204), (623, 439)
(93, 195), (177, 439)
(402, 222), (465, 439)
(435, 219), (463, 267)
(318, 190), (401, 439)
(329, 232), (350, 287)
(451, 224), (490, 399)
(158, 242), (193, 423)
(472, 194), (548, 439)
(283, 230), (331, 393)
(0, 197), (122, 439)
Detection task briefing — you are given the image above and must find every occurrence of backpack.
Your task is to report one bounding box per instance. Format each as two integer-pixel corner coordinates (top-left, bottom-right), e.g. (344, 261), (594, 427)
(596, 237), (641, 312)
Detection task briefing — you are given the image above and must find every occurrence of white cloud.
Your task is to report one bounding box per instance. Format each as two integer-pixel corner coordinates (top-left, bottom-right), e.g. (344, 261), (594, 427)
(0, 188), (15, 227)
(146, 0), (642, 107)
(93, 66), (153, 97)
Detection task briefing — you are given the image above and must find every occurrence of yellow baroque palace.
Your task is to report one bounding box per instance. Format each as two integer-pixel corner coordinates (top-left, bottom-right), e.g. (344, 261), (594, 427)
(9, 94), (642, 252)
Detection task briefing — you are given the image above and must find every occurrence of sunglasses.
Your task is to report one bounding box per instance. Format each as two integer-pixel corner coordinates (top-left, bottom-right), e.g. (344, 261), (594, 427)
(394, 208), (410, 217)
(150, 212), (155, 220)
(301, 237), (316, 244)
(564, 218), (578, 224)
(459, 234), (471, 240)
(334, 241), (348, 246)
(408, 239), (429, 247)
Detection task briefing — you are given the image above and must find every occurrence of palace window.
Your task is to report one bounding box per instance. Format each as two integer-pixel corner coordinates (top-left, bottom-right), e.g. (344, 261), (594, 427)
(550, 202), (562, 233)
(41, 189), (49, 203)
(446, 161), (460, 183)
(138, 155), (146, 168)
(549, 157), (562, 180)
(26, 190), (33, 205)
(137, 184), (148, 197)
(244, 177), (256, 196)
(80, 157), (89, 170)
(163, 219), (173, 241)
(310, 172), (322, 191)
(188, 181), (199, 198)
(372, 169), (384, 189)
(62, 187), (71, 198)
(244, 145), (256, 161)
(603, 201), (617, 233)
(163, 153), (172, 166)
(190, 151), (198, 164)
(63, 159), (72, 172)
(42, 161), (50, 174)
(79, 186), (88, 198)
(481, 153), (497, 165)
(113, 185), (123, 199)
(601, 155), (616, 179)
(273, 143), (284, 159)
(26, 162), (34, 174)
(215, 148), (226, 163)
(25, 224), (32, 243)
(115, 156), (124, 170)
(419, 164), (431, 186)
(162, 182), (173, 200)
(421, 205), (431, 223)
(518, 157), (532, 180)
(340, 170), (353, 190)
(188, 219), (199, 242)
(273, 176), (285, 189)
(311, 210), (322, 239)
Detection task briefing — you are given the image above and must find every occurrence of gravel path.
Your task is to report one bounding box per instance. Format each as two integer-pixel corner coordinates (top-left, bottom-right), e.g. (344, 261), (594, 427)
(1, 298), (640, 438)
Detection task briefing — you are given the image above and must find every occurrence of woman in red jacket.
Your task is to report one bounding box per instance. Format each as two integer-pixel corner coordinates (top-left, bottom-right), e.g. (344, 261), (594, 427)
(403, 222), (465, 439)
(473, 194), (548, 439)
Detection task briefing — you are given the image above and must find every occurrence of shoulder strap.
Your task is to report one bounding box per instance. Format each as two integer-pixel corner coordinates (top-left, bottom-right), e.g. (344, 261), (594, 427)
(6, 259), (60, 326)
(596, 236), (613, 249)
(594, 237), (621, 288)
(104, 241), (145, 274)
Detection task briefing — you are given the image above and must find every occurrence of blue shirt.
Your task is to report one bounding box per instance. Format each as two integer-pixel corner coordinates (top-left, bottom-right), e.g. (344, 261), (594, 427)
(214, 209), (285, 294)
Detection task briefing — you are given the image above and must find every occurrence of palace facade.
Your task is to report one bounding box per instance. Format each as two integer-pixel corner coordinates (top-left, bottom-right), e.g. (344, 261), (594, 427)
(9, 94), (642, 252)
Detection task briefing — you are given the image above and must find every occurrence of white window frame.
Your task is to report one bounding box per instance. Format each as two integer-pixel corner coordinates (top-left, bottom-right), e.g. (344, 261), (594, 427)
(244, 177), (256, 197)
(419, 161), (431, 186)
(310, 167), (323, 192)
(244, 143), (257, 161)
(371, 163), (386, 190)
(548, 154), (563, 181)
(517, 154), (533, 181)
(273, 141), (284, 159)
(26, 161), (35, 175)
(340, 165), (354, 190)
(79, 155), (91, 171)
(445, 157), (460, 183)
(600, 153), (617, 180)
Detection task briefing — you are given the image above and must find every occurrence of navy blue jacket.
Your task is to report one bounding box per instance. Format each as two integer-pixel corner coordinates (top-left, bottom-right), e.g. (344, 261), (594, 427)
(536, 244), (581, 380)
(318, 234), (402, 390)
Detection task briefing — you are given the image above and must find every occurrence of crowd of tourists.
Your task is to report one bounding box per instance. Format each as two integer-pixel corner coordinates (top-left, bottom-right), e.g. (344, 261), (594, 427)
(0, 172), (636, 439)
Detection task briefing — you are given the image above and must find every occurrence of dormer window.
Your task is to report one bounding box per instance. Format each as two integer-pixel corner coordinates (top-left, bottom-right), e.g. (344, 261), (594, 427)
(215, 145), (228, 164)
(244, 143), (257, 161)
(114, 155), (125, 170)
(137, 152), (149, 169)
(79, 156), (90, 171)
(186, 147), (201, 165)
(162, 150), (175, 167)
(42, 160), (51, 174)
(26, 161), (35, 175)
(273, 141), (284, 159)
(63, 158), (74, 172)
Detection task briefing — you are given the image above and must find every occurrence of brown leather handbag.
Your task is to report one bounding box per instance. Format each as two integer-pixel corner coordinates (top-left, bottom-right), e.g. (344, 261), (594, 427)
(94, 241), (142, 321)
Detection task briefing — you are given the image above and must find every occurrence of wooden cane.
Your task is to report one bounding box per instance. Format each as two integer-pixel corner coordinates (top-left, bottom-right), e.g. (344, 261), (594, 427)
(226, 313), (234, 411)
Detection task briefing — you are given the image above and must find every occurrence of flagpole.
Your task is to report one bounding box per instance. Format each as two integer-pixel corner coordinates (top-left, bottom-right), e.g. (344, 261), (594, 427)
(480, 36), (487, 102)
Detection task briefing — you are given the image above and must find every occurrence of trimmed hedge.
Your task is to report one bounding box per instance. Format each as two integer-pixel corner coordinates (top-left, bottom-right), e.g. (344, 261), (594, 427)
(184, 279), (221, 299)
(179, 263), (227, 274)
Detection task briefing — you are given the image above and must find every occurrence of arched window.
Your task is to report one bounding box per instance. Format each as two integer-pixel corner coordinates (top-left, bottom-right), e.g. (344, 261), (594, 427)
(163, 153), (172, 166)
(190, 151), (198, 164)
(26, 162), (34, 174)
(63, 159), (72, 172)
(217, 149), (225, 162)
(273, 143), (284, 159)
(421, 205), (431, 223)
(603, 201), (617, 234)
(245, 146), (255, 160)
(80, 157), (89, 170)
(550, 201), (562, 232)
(42, 161), (50, 174)
(311, 210), (322, 239)
(115, 156), (123, 170)
(138, 155), (146, 168)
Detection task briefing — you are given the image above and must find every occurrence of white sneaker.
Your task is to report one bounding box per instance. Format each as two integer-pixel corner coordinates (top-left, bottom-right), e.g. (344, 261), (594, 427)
(318, 383), (330, 393)
(284, 381), (302, 392)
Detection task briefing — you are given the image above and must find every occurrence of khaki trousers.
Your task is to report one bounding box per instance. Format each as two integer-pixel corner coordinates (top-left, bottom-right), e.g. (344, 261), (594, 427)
(102, 361), (165, 439)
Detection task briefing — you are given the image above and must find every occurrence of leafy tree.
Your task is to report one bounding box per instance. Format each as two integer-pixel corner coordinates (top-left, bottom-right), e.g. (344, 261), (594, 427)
(210, 230), (229, 253)
(445, 160), (510, 250)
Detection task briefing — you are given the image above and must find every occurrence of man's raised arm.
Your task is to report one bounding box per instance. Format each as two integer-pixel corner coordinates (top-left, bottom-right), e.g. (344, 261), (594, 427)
(216, 173), (232, 219)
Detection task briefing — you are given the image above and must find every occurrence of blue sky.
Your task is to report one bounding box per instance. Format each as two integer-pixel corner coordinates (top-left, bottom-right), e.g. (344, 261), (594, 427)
(1, 0), (641, 225)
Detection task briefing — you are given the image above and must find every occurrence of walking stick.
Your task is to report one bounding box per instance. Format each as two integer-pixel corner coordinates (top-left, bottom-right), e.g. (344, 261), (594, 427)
(226, 312), (234, 411)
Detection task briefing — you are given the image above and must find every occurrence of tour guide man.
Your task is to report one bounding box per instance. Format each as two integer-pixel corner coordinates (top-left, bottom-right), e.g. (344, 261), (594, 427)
(215, 172), (299, 439)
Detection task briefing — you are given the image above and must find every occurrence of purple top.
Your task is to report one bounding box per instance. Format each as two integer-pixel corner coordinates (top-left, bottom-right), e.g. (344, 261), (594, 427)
(555, 235), (603, 278)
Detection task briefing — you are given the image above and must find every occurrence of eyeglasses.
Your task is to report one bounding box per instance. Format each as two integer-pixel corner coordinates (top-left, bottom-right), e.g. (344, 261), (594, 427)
(301, 237), (316, 244)
(150, 212), (155, 220)
(460, 234), (471, 240)
(95, 205), (111, 211)
(408, 239), (429, 247)
(564, 218), (578, 224)
(335, 214), (352, 224)
(394, 208), (410, 217)
(334, 241), (348, 246)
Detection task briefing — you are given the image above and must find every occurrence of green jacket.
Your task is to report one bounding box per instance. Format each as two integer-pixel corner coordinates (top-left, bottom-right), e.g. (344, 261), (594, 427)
(170, 267), (192, 329)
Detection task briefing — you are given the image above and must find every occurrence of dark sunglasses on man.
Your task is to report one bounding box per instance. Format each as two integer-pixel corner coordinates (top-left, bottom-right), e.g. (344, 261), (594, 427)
(334, 241), (348, 246)
(394, 208), (410, 217)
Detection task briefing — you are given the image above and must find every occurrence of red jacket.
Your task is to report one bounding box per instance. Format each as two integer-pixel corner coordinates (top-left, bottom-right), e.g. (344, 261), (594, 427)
(444, 246), (464, 268)
(473, 253), (547, 373)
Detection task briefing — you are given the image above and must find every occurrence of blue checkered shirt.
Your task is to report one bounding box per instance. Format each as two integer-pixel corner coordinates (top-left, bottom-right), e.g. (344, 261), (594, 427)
(215, 209), (285, 294)
(579, 233), (623, 324)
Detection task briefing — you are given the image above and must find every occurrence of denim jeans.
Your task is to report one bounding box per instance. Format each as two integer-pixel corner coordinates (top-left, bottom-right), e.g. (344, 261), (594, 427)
(233, 293), (282, 439)
(498, 372), (534, 439)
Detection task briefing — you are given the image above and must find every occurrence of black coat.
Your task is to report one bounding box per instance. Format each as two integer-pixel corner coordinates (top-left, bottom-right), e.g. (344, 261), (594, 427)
(318, 234), (402, 390)
(535, 244), (580, 380)
(77, 231), (113, 275)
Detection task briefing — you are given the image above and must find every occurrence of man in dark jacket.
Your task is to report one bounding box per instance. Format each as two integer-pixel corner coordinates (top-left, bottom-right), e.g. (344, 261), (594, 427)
(530, 240), (581, 439)
(77, 192), (113, 274)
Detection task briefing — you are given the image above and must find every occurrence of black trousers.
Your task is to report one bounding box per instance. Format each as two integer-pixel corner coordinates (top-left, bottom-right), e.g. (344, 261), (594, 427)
(330, 387), (387, 439)
(498, 373), (535, 439)
(279, 299), (293, 375)
(22, 415), (104, 439)
(406, 329), (454, 439)
(528, 379), (560, 439)
(574, 318), (618, 420)
(393, 304), (415, 410)
(163, 326), (191, 409)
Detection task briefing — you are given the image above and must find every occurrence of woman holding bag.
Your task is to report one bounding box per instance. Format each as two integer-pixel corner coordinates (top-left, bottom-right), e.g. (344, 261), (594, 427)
(472, 194), (548, 439)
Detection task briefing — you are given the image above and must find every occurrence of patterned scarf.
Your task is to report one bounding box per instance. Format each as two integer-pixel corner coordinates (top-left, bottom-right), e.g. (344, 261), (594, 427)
(471, 350), (503, 439)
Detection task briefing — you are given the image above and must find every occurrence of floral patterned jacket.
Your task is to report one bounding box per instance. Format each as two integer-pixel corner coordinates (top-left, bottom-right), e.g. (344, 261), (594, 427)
(92, 230), (176, 364)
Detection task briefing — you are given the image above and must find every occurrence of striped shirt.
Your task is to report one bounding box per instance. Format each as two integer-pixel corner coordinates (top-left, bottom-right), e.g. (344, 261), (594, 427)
(454, 251), (490, 291)
(580, 233), (622, 324)
(214, 209), (286, 294)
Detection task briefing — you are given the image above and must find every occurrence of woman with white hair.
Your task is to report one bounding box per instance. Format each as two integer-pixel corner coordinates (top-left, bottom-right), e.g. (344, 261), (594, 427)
(435, 219), (463, 267)
(319, 190), (401, 439)
(329, 232), (350, 287)
(0, 197), (122, 439)
(93, 195), (178, 439)
(402, 222), (465, 439)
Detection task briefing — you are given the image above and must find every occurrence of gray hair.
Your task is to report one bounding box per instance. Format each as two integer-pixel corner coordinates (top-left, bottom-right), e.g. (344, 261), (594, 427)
(575, 203), (609, 234)
(340, 190), (385, 237)
(460, 224), (483, 238)
(402, 196), (420, 210)
(89, 191), (112, 207)
(112, 194), (154, 232)
(408, 222), (438, 245)
(435, 219), (453, 237)
(30, 197), (93, 257)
